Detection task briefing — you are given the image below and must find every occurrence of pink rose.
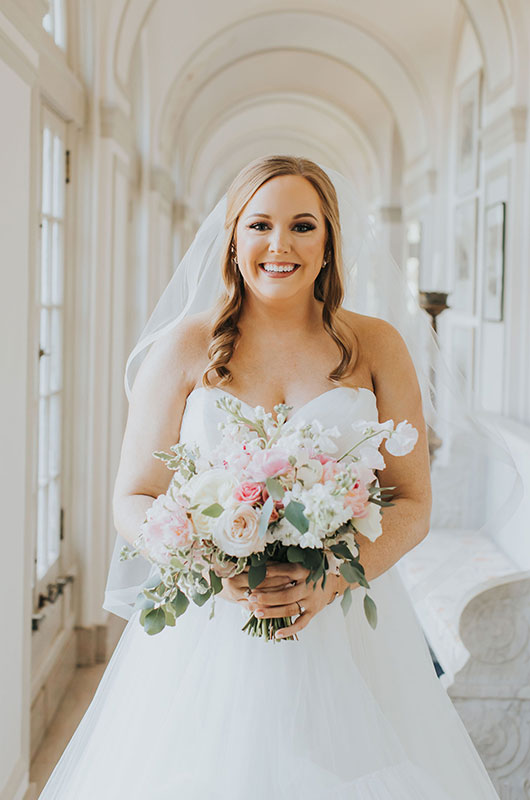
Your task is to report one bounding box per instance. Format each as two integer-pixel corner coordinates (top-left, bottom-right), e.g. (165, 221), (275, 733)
(233, 481), (263, 504)
(343, 480), (370, 518)
(320, 459), (342, 483)
(247, 447), (291, 482)
(314, 453), (335, 465)
(142, 497), (194, 564)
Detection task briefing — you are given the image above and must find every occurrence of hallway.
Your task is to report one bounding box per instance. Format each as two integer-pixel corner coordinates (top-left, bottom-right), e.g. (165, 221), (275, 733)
(1, 1), (530, 798)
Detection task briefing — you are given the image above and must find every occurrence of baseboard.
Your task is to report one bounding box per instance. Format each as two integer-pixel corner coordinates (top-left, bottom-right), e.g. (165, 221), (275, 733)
(75, 623), (108, 666)
(30, 623), (109, 761)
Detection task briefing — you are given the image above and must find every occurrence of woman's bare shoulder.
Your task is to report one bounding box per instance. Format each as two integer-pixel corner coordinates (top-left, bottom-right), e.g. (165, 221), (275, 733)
(132, 310), (212, 397)
(338, 310), (413, 382)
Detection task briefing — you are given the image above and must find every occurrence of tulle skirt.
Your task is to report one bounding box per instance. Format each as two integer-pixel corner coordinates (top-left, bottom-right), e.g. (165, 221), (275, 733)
(39, 566), (499, 799)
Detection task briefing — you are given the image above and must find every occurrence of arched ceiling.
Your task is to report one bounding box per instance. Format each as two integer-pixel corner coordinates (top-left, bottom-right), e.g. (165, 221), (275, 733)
(104, 0), (519, 208)
(186, 93), (380, 214)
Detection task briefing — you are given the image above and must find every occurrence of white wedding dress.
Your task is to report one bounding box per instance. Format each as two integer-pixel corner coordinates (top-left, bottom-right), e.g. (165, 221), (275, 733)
(40, 386), (500, 799)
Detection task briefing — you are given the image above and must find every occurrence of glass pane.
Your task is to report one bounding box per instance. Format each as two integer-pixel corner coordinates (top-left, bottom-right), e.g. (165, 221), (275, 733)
(36, 486), (48, 580)
(39, 309), (50, 395)
(54, 0), (66, 50)
(47, 478), (60, 564)
(51, 222), (63, 304)
(38, 396), (49, 482)
(52, 134), (64, 219)
(42, 12), (52, 34)
(50, 309), (62, 392)
(48, 393), (61, 477)
(41, 127), (52, 215)
(41, 218), (50, 305)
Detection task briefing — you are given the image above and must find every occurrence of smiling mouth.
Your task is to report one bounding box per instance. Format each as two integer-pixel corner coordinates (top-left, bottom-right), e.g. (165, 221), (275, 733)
(259, 262), (300, 274)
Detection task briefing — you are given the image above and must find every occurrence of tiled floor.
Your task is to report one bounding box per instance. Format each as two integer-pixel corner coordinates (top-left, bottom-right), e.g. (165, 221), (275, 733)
(30, 615), (126, 797)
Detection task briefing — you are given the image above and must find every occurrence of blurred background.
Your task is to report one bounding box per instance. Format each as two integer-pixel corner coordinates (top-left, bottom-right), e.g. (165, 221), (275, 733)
(1, 1), (529, 798)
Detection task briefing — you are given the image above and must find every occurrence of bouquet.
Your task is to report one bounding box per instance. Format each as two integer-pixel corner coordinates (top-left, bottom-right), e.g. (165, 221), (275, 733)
(121, 394), (418, 641)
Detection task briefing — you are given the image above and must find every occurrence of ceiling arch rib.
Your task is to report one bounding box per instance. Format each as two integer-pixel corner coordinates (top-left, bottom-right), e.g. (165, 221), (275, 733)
(185, 96), (379, 214)
(156, 11), (429, 170)
(461, 0), (513, 96)
(114, 0), (156, 99)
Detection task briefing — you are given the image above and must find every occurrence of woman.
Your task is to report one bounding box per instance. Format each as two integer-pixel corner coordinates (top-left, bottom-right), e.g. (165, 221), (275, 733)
(40, 156), (501, 798)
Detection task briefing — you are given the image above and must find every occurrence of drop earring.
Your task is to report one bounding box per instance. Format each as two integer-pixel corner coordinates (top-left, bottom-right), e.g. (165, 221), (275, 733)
(230, 242), (238, 265)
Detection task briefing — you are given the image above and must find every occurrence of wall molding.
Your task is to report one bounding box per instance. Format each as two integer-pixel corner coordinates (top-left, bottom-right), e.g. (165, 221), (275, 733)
(481, 106), (528, 159)
(100, 102), (135, 160)
(150, 165), (175, 205)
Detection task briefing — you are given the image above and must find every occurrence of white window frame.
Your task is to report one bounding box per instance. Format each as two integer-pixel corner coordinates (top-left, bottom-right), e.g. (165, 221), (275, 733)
(33, 104), (69, 611)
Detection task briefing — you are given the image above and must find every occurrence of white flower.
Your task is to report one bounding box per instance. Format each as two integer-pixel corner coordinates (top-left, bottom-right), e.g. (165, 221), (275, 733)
(212, 504), (264, 557)
(187, 469), (238, 535)
(385, 420), (418, 457)
(296, 458), (323, 489)
(353, 501), (382, 542)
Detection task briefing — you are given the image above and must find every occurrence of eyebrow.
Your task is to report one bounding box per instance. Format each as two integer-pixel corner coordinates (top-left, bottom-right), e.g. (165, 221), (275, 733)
(245, 212), (318, 221)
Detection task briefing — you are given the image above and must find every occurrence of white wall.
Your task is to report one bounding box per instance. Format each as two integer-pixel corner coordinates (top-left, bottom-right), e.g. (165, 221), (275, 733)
(0, 54), (33, 800)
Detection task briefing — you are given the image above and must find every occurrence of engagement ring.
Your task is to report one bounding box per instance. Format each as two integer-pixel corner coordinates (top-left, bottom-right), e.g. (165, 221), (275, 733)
(296, 601), (305, 614)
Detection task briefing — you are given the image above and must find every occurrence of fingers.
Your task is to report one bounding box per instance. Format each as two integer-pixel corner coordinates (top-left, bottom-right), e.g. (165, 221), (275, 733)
(249, 583), (304, 606)
(251, 602), (305, 619)
(275, 611), (311, 638)
(265, 563), (309, 580)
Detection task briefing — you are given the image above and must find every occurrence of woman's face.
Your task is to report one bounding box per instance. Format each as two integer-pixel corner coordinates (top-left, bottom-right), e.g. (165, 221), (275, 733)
(233, 174), (328, 304)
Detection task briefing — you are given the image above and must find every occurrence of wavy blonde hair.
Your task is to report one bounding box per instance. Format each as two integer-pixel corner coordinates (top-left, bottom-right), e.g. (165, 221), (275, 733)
(202, 155), (358, 386)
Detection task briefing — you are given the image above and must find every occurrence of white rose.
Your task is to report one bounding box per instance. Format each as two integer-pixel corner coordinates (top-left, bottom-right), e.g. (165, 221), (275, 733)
(385, 420), (418, 457)
(353, 501), (382, 542)
(187, 469), (237, 535)
(296, 458), (323, 489)
(212, 504), (264, 557)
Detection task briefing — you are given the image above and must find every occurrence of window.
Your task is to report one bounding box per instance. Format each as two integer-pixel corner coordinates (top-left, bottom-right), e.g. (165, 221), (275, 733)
(35, 106), (67, 594)
(42, 0), (66, 50)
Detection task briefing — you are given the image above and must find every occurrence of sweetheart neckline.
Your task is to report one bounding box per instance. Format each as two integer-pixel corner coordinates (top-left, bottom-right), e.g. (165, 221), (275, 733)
(186, 384), (377, 420)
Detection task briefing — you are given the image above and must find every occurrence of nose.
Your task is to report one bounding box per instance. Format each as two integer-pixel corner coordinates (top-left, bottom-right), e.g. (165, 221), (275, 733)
(268, 227), (290, 254)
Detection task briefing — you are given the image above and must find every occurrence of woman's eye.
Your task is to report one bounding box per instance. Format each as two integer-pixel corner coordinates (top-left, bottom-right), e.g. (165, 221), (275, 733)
(248, 222), (316, 232)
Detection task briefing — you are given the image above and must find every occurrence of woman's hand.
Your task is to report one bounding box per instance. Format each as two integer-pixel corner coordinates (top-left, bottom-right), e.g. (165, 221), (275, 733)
(245, 562), (340, 639)
(219, 561), (298, 605)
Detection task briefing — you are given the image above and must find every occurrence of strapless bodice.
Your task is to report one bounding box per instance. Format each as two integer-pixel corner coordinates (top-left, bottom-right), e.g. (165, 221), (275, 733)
(179, 385), (379, 457)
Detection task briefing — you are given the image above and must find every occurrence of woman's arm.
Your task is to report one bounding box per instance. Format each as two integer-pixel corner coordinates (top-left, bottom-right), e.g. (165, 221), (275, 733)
(112, 316), (208, 546)
(334, 317), (432, 597)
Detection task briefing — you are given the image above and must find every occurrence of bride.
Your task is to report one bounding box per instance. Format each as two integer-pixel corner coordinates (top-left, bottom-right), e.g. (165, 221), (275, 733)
(40, 155), (502, 798)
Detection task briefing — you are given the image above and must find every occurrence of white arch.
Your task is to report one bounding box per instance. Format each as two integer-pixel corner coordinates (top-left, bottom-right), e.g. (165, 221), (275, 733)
(156, 10), (429, 169)
(461, 0), (514, 96)
(183, 94), (380, 213)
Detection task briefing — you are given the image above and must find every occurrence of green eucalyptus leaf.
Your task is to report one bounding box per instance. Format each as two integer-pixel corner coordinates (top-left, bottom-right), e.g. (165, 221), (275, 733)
(171, 589), (189, 618)
(143, 607), (166, 636)
(209, 570), (223, 594)
(134, 592), (155, 612)
(364, 594), (378, 629)
(265, 477), (284, 501)
(191, 588), (212, 607)
(340, 561), (369, 587)
(286, 545), (305, 564)
(258, 496), (274, 539)
(163, 606), (176, 626)
(201, 503), (224, 518)
(330, 542), (354, 560)
(248, 563), (267, 590)
(340, 586), (352, 616)
(284, 500), (309, 533)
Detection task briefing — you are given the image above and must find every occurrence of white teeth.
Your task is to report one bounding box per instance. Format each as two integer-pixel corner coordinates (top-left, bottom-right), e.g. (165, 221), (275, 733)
(262, 263), (298, 273)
